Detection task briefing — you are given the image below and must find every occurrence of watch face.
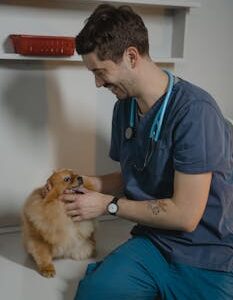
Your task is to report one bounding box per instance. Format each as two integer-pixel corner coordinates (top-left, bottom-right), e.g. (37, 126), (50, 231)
(108, 203), (118, 214)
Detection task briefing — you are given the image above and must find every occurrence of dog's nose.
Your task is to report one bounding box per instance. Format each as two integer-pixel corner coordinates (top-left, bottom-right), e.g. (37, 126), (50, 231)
(77, 176), (84, 186)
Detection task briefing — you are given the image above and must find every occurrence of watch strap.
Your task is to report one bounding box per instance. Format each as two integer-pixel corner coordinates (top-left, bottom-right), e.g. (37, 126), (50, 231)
(111, 196), (119, 204)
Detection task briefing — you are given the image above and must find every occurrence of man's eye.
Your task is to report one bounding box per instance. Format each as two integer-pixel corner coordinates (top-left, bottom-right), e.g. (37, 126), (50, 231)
(64, 176), (71, 182)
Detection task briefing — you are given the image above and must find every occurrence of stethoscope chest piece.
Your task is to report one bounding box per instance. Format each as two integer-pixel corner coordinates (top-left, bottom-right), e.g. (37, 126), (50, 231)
(125, 127), (134, 140)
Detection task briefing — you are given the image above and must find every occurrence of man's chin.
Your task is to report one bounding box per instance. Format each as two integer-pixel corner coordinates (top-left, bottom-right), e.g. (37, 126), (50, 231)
(116, 95), (128, 100)
(108, 87), (129, 100)
(114, 92), (129, 100)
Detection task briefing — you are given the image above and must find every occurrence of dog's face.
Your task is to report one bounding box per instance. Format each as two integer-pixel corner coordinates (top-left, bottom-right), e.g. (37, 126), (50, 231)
(47, 169), (83, 195)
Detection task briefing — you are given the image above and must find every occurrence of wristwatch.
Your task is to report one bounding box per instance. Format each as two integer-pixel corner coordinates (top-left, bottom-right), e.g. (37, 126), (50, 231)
(107, 196), (120, 215)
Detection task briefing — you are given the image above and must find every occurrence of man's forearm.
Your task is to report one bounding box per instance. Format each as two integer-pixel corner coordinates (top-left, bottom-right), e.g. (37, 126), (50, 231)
(116, 198), (195, 232)
(115, 171), (211, 232)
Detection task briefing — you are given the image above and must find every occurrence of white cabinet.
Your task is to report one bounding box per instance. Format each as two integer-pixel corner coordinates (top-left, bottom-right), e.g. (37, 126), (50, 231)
(0, 0), (200, 63)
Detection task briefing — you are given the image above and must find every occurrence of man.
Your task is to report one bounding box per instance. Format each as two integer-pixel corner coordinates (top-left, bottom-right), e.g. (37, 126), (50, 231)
(61, 4), (233, 300)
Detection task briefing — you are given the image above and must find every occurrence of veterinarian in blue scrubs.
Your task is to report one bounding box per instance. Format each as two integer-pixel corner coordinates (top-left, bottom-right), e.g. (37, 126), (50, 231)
(62, 4), (233, 300)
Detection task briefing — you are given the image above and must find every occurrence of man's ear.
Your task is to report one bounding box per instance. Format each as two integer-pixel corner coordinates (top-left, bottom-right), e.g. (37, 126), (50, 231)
(125, 46), (139, 69)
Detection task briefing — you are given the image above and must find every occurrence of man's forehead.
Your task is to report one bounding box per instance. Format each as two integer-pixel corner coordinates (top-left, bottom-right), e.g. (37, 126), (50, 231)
(82, 53), (105, 70)
(82, 52), (116, 71)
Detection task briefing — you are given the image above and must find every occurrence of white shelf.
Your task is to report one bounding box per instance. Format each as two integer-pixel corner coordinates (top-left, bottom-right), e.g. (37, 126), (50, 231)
(59, 0), (201, 8)
(0, 1), (201, 63)
(0, 53), (184, 64)
(0, 53), (82, 62)
(0, 0), (201, 8)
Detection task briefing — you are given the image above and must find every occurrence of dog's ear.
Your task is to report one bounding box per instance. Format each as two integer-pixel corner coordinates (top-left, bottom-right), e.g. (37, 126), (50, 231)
(40, 178), (52, 198)
(47, 172), (56, 189)
(47, 178), (53, 189)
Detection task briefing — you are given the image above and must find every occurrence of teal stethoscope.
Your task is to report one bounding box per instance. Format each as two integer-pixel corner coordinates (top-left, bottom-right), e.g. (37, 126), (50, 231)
(125, 70), (174, 172)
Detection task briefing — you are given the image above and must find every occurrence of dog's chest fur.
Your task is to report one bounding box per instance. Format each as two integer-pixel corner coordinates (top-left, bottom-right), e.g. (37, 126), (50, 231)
(25, 193), (95, 259)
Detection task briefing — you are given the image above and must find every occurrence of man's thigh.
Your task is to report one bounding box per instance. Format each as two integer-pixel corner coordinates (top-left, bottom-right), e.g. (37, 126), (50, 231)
(167, 263), (233, 300)
(75, 236), (233, 300)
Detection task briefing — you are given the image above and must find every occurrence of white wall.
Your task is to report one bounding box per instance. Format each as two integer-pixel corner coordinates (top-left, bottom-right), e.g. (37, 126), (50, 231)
(176, 0), (233, 117)
(0, 0), (233, 226)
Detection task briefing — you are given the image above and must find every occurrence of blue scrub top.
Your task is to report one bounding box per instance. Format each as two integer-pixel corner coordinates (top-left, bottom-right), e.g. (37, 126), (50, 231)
(109, 78), (233, 272)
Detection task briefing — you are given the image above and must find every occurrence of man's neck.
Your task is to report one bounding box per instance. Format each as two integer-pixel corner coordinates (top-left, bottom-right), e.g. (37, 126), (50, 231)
(134, 61), (169, 115)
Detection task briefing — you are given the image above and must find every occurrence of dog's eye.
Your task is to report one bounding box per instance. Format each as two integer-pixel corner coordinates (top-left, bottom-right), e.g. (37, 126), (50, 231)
(64, 176), (71, 182)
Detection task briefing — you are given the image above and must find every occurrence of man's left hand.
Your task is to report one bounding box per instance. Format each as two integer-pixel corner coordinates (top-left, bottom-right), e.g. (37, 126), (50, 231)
(59, 188), (112, 221)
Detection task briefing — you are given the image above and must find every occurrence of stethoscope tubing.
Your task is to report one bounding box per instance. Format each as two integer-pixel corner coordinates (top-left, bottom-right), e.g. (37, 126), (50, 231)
(128, 70), (174, 142)
(150, 71), (174, 141)
(126, 70), (174, 171)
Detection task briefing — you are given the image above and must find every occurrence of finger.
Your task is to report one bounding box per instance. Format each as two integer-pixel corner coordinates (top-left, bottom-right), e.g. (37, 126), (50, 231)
(60, 194), (77, 202)
(66, 209), (79, 217)
(72, 215), (83, 222)
(77, 187), (90, 193)
(65, 202), (77, 211)
(63, 189), (75, 194)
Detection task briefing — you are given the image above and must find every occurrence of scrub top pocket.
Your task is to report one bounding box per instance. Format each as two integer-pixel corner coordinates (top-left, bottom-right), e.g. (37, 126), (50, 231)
(132, 139), (174, 199)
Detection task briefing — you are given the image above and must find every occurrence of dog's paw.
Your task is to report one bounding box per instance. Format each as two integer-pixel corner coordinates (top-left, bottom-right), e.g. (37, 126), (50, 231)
(39, 263), (56, 278)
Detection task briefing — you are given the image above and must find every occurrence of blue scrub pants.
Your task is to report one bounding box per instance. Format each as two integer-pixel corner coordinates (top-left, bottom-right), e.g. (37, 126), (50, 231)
(74, 236), (233, 300)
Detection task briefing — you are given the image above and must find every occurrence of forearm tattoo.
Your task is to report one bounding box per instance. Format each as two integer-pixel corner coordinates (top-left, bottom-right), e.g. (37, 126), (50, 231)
(147, 200), (167, 216)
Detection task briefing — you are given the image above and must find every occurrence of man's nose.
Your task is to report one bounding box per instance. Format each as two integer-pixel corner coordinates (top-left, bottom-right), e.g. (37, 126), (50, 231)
(95, 75), (104, 88)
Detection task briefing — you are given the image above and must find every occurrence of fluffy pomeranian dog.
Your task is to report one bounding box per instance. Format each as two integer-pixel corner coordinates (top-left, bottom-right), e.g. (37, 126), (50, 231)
(22, 169), (96, 278)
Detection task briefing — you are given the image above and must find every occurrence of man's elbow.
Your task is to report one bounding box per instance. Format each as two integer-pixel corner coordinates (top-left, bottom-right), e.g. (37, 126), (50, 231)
(181, 219), (199, 233)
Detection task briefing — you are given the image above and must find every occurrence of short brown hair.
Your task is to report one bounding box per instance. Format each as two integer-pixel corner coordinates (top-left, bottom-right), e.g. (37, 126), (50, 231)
(76, 4), (149, 62)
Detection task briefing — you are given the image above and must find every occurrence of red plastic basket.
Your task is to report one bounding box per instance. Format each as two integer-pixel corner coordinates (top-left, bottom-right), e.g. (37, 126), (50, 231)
(10, 34), (75, 56)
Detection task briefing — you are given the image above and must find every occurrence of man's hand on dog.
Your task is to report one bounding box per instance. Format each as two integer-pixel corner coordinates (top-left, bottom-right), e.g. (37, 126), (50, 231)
(59, 188), (112, 221)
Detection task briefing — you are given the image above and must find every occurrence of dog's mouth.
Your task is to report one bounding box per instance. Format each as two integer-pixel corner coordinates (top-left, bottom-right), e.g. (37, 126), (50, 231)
(70, 176), (84, 194)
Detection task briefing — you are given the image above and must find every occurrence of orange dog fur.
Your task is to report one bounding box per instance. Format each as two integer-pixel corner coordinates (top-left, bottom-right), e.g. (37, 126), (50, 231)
(21, 169), (96, 278)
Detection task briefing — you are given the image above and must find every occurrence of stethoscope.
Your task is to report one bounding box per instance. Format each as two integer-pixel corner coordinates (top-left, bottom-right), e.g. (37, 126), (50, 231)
(125, 70), (174, 172)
